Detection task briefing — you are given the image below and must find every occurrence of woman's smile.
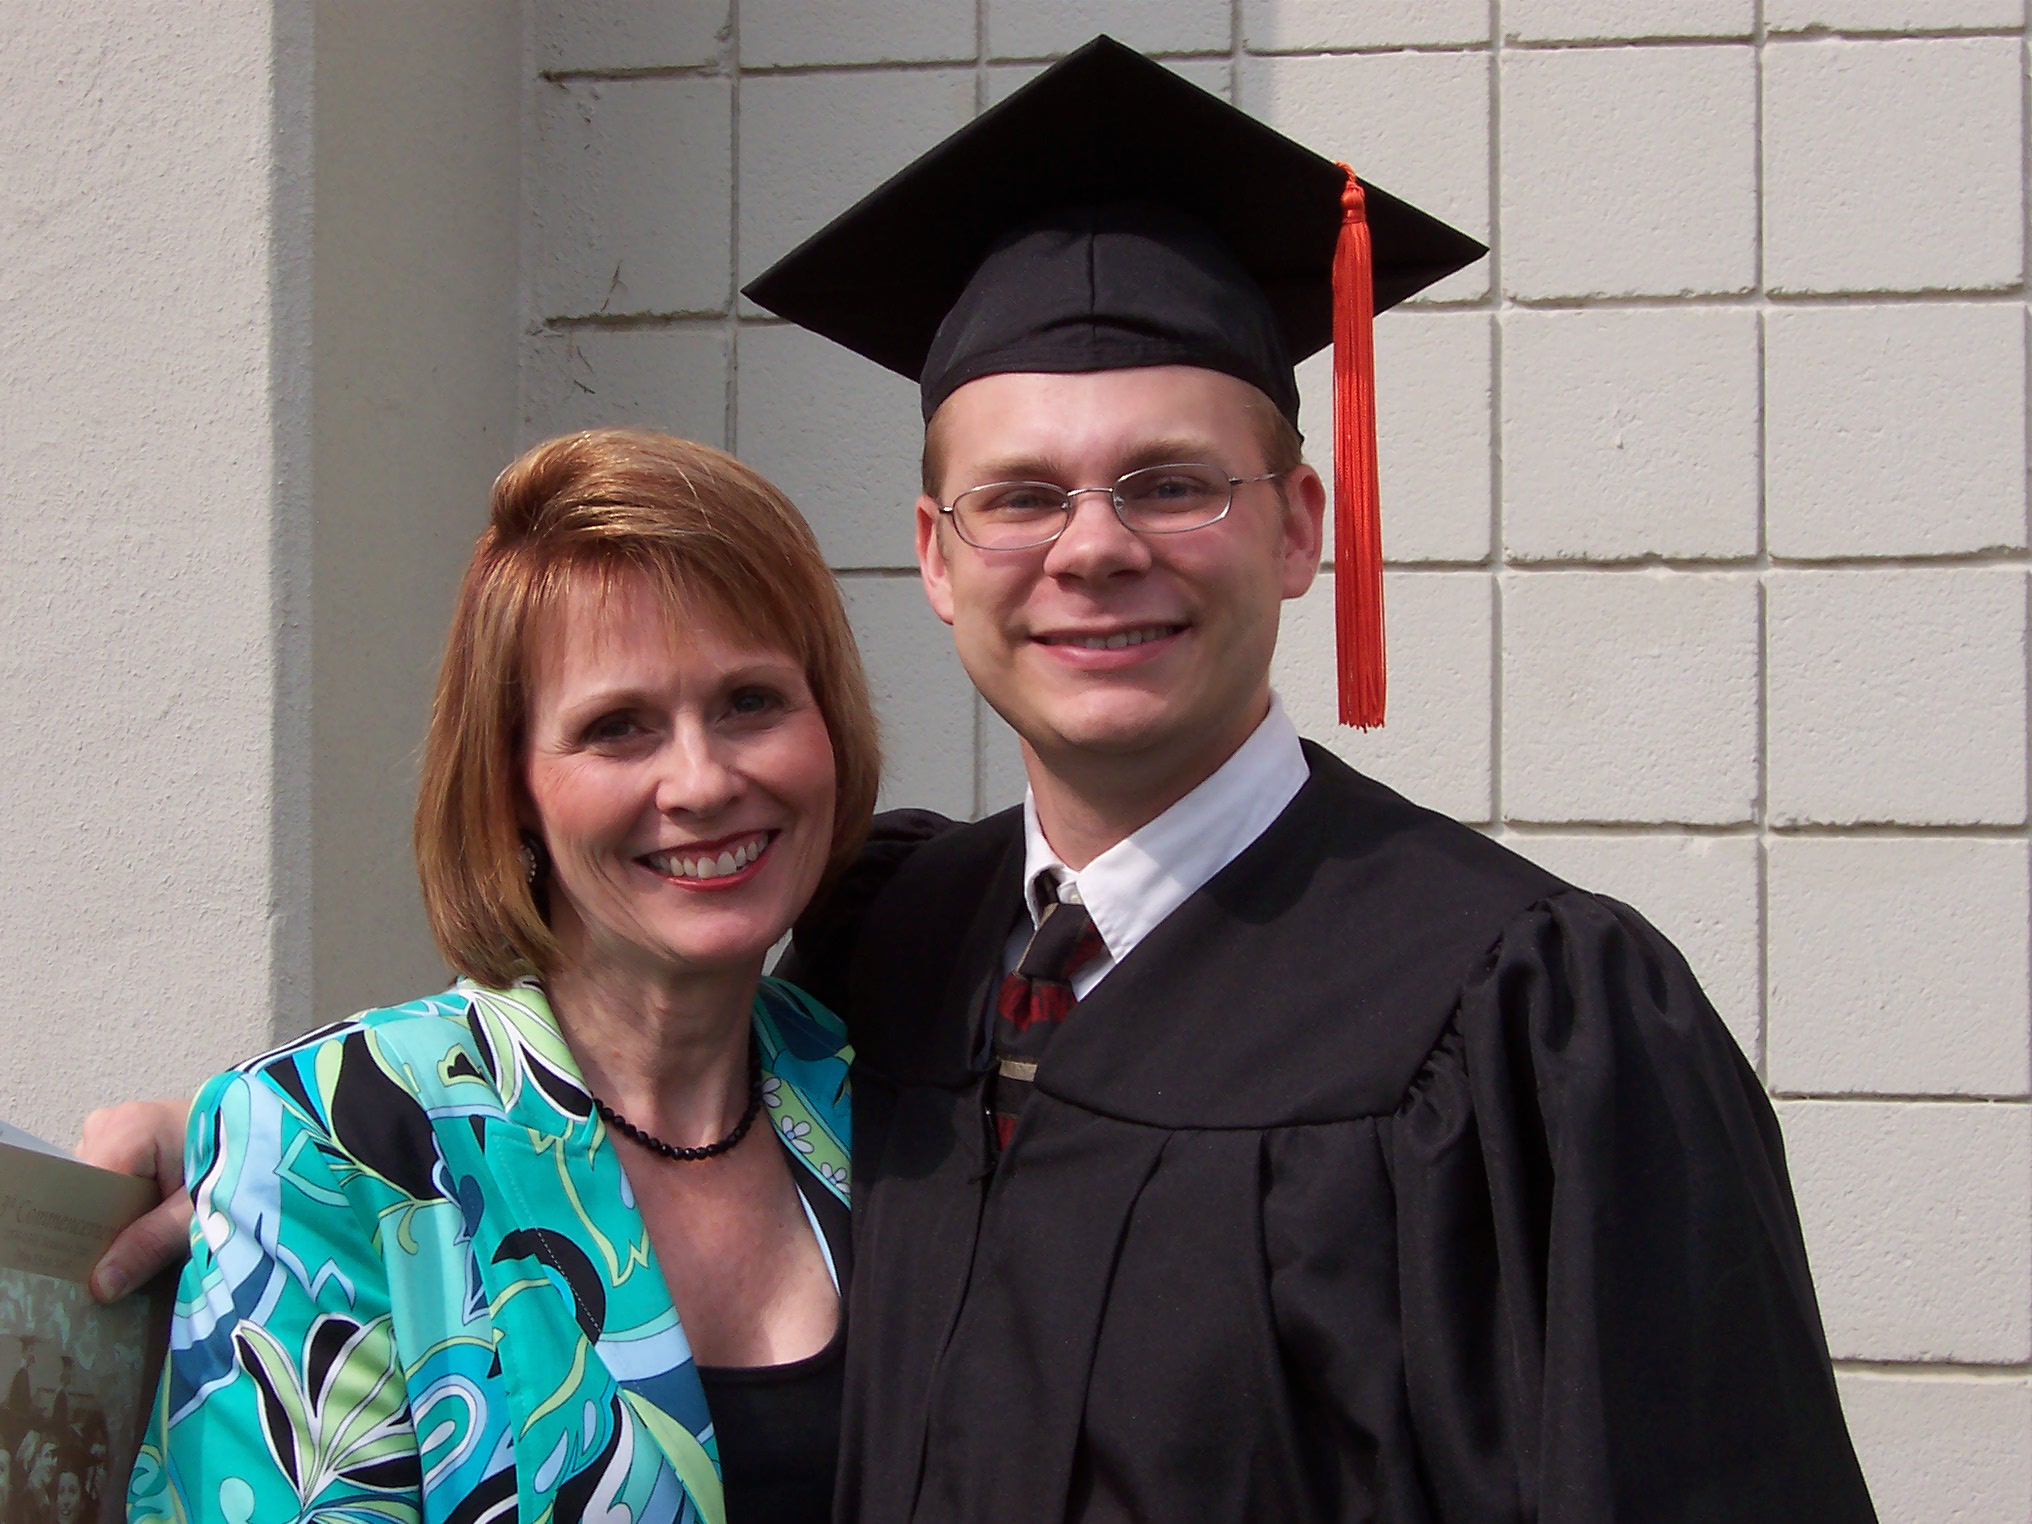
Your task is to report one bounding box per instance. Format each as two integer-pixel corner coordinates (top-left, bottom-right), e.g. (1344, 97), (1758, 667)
(639, 828), (776, 888)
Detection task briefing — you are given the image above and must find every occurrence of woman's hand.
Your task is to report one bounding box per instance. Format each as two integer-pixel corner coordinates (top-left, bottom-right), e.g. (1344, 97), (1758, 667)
(75, 1099), (193, 1302)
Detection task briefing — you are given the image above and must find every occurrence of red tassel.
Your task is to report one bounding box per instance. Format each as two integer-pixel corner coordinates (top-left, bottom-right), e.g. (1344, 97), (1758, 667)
(1332, 164), (1385, 729)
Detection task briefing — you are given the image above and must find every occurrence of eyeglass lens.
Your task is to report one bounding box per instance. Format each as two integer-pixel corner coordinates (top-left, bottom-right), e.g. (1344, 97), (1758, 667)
(950, 464), (1233, 549)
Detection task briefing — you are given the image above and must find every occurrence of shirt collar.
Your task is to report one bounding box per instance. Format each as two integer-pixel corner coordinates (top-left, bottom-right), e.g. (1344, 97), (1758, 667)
(1020, 693), (1309, 963)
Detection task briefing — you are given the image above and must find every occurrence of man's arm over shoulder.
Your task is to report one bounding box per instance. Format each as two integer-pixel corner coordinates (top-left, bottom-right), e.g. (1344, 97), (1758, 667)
(776, 808), (961, 1013)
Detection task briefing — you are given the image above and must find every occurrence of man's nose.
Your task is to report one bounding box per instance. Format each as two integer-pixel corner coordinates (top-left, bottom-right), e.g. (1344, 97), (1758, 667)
(1043, 487), (1150, 578)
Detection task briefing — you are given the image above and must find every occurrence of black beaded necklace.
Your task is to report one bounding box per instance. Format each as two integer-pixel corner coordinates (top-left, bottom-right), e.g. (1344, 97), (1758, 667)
(593, 1039), (766, 1162)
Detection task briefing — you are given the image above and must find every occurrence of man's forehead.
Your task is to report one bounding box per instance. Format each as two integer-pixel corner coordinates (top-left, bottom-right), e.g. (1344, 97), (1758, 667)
(933, 366), (1265, 451)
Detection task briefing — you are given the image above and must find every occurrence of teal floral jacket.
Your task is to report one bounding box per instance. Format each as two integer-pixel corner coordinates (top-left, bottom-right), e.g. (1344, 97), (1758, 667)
(128, 978), (852, 1524)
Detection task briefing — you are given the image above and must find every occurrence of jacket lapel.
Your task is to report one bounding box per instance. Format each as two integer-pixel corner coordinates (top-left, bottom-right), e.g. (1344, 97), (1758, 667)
(454, 984), (727, 1522)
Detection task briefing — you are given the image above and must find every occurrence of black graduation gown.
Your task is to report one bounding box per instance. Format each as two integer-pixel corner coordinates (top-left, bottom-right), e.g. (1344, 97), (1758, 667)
(788, 745), (1873, 1524)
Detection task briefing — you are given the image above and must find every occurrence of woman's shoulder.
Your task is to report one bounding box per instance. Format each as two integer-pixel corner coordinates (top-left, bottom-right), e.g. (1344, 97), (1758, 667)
(194, 983), (517, 1133)
(211, 983), (482, 1079)
(754, 976), (851, 1060)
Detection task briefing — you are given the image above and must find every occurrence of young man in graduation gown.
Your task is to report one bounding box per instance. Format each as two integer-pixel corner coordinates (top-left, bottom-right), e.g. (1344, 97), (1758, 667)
(749, 36), (1876, 1524)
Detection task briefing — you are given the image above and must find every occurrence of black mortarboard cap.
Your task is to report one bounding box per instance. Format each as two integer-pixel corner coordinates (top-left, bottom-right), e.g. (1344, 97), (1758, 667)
(744, 35), (1482, 424)
(743, 34), (1489, 728)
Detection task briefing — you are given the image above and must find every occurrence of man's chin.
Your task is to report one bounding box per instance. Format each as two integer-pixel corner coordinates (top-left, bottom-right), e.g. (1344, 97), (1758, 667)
(1026, 698), (1190, 761)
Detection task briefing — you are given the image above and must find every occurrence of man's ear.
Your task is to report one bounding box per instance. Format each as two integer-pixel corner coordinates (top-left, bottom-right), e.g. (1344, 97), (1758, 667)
(916, 495), (958, 627)
(1278, 464), (1328, 600)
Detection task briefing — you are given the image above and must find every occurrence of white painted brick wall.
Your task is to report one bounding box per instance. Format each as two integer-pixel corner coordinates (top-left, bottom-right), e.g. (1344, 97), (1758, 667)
(736, 69), (975, 311)
(988, 0), (1231, 60)
(743, 0), (975, 67)
(1501, 308), (1761, 561)
(1765, 304), (2028, 559)
(527, 77), (732, 318)
(1503, 1), (1756, 42)
(733, 323), (924, 570)
(1296, 312), (1495, 564)
(524, 327), (730, 446)
(837, 576), (977, 819)
(1275, 570), (1495, 824)
(1767, 569), (2027, 826)
(1500, 45), (1758, 300)
(531, 0), (727, 74)
(1503, 570), (1760, 825)
(1238, 51), (1491, 304)
(1762, 37), (2024, 294)
(1781, 1100), (2030, 1363)
(1768, 0), (2023, 29)
(519, 7), (2032, 1506)
(1768, 838), (2031, 1097)
(1835, 1373), (2032, 1524)
(1241, 0), (1488, 52)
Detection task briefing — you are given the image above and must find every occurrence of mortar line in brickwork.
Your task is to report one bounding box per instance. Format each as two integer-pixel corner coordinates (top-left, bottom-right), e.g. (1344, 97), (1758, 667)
(1491, 550), (2032, 572)
(971, 696), (986, 821)
(1766, 821), (2032, 839)
(724, 0), (743, 456)
(2018, 24), (2031, 995)
(973, 0), (986, 115)
(2020, 24), (2030, 1290)
(1498, 26), (2025, 51)
(1377, 558), (1499, 571)
(1766, 24), (2031, 42)
(1751, 0), (1772, 1085)
(1774, 1091), (2032, 1105)
(1764, 550), (2032, 569)
(544, 311), (736, 329)
(539, 63), (729, 83)
(831, 567), (929, 581)
(1502, 821), (1762, 838)
(1501, 819), (2032, 839)
(1506, 288), (2030, 311)
(729, 54), (1210, 82)
(515, 0), (538, 448)
(1486, 0), (1507, 838)
(1833, 1359), (2032, 1380)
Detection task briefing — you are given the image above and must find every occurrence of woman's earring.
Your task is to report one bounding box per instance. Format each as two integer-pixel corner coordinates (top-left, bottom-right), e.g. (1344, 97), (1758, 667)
(518, 833), (542, 886)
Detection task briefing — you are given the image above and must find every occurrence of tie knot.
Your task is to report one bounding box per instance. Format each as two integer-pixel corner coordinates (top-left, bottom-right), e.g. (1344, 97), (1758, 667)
(1016, 897), (1102, 983)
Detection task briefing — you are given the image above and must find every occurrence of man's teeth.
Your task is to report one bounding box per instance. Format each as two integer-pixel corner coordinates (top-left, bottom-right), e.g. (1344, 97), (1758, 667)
(654, 835), (767, 881)
(1071, 626), (1174, 650)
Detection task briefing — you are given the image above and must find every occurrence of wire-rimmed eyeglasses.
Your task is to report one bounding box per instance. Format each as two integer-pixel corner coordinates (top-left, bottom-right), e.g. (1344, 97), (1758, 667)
(938, 463), (1282, 551)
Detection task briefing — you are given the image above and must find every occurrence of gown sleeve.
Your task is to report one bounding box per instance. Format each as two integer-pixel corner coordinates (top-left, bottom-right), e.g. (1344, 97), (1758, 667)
(1390, 890), (1870, 1523)
(776, 807), (960, 1013)
(129, 1069), (421, 1523)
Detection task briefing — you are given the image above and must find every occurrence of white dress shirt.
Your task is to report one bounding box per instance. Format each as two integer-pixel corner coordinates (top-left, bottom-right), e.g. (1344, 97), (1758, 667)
(1005, 693), (1311, 999)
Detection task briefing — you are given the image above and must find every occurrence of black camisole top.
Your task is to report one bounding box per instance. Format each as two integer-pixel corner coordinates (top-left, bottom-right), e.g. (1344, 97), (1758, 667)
(694, 1158), (850, 1524)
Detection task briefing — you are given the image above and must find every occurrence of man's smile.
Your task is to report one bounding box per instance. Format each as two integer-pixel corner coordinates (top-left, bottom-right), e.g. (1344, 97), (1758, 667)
(1033, 622), (1188, 651)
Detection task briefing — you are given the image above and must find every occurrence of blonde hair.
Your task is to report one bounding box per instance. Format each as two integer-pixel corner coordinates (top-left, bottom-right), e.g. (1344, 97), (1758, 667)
(415, 428), (880, 986)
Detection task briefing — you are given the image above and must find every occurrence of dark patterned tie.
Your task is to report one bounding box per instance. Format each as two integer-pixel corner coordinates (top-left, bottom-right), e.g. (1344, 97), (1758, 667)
(986, 879), (1107, 1151)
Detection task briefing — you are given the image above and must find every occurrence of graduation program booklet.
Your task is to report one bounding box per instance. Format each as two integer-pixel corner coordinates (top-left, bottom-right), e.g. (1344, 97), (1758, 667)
(0, 1120), (172, 1522)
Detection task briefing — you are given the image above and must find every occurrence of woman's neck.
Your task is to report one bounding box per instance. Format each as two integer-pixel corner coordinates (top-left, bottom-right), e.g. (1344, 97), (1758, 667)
(544, 947), (762, 1149)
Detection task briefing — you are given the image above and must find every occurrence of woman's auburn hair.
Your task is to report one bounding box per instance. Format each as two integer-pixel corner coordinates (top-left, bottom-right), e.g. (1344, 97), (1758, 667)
(414, 427), (881, 987)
